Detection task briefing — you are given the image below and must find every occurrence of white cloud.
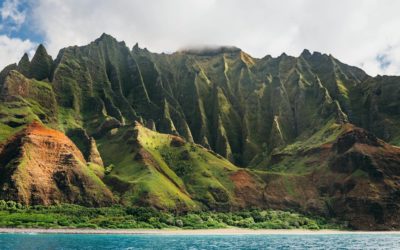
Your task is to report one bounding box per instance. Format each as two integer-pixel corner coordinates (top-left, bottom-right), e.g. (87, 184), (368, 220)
(0, 35), (36, 69)
(21, 0), (400, 75)
(0, 0), (26, 30)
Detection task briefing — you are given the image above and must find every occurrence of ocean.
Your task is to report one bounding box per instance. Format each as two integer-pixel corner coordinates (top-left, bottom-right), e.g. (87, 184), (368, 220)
(0, 233), (399, 249)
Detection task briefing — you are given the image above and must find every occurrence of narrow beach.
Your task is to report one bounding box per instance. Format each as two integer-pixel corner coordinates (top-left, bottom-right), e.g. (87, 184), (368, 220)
(0, 228), (399, 235)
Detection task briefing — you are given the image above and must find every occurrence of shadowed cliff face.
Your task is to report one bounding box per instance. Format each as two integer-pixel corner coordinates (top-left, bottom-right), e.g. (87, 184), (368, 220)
(0, 34), (400, 229)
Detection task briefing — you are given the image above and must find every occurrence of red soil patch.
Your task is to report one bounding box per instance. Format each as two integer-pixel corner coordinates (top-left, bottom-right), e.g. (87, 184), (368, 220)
(230, 170), (265, 208)
(230, 170), (256, 188)
(25, 121), (68, 139)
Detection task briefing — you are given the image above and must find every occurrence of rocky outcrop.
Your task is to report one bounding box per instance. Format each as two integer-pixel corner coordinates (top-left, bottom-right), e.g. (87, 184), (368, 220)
(66, 128), (104, 167)
(0, 121), (114, 206)
(93, 117), (121, 138)
(88, 137), (104, 167)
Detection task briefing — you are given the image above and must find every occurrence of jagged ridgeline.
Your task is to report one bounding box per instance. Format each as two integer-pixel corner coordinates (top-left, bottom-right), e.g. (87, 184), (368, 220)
(1, 33), (400, 230)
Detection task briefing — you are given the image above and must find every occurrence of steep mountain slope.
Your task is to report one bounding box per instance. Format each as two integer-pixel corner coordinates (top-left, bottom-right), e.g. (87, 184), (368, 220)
(98, 122), (265, 211)
(38, 34), (399, 168)
(0, 34), (400, 229)
(0, 70), (58, 142)
(0, 121), (114, 206)
(3, 34), (394, 168)
(260, 123), (400, 229)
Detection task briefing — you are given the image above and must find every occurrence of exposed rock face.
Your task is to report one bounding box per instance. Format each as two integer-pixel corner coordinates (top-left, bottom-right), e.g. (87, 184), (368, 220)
(93, 117), (122, 138)
(170, 136), (185, 147)
(66, 128), (104, 167)
(229, 170), (265, 208)
(327, 128), (400, 229)
(0, 121), (114, 206)
(333, 128), (381, 154)
(88, 137), (104, 167)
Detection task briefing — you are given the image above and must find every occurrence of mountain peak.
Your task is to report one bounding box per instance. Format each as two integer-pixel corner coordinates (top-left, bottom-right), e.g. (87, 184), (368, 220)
(30, 44), (53, 81)
(279, 52), (288, 58)
(300, 49), (312, 57)
(17, 53), (30, 76)
(132, 42), (141, 52)
(33, 44), (50, 58)
(95, 33), (118, 43)
(36, 44), (48, 54)
(19, 53), (30, 62)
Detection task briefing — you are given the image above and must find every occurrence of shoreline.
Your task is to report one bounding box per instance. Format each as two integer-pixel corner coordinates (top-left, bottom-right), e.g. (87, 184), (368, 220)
(1, 228), (400, 235)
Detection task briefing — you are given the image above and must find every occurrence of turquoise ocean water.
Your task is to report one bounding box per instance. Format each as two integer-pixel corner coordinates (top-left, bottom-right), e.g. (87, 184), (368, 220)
(0, 233), (399, 249)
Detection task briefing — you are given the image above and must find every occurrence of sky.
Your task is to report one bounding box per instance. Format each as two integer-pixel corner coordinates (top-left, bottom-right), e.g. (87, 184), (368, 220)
(1, 0), (400, 76)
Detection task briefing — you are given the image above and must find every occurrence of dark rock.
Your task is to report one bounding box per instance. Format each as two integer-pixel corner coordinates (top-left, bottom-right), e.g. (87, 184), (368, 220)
(93, 117), (121, 138)
(170, 136), (185, 147)
(334, 128), (380, 154)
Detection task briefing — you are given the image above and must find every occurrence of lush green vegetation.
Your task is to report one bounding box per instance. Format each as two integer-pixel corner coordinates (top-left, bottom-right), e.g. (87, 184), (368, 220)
(0, 201), (342, 230)
(97, 124), (244, 210)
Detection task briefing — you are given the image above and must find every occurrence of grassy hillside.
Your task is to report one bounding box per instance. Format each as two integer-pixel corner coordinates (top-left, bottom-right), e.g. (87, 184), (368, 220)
(98, 123), (264, 210)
